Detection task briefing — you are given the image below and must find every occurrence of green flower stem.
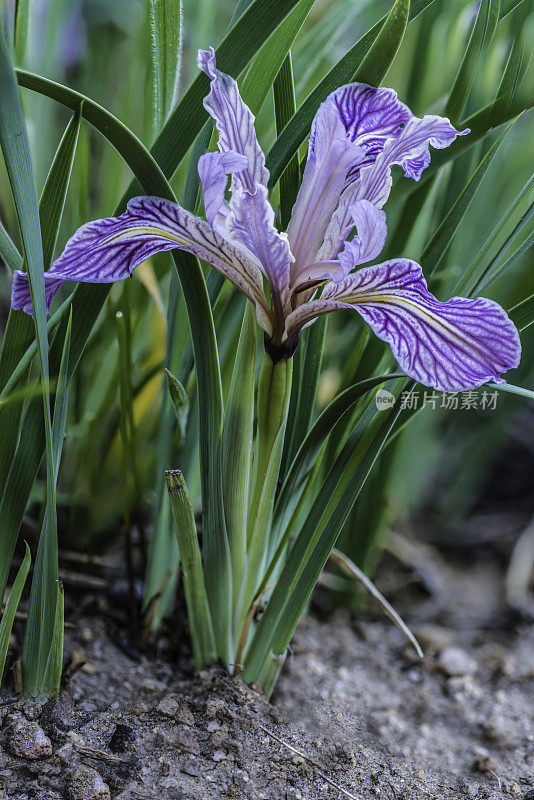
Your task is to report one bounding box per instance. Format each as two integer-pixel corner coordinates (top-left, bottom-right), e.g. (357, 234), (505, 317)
(222, 304), (256, 617)
(166, 469), (216, 667)
(236, 355), (292, 653)
(247, 355), (293, 542)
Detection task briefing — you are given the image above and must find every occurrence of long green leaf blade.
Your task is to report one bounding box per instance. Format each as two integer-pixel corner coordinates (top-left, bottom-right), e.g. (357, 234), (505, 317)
(0, 543), (30, 686)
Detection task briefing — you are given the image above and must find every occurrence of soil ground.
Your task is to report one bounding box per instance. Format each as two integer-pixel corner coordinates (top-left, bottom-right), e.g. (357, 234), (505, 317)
(0, 512), (532, 800)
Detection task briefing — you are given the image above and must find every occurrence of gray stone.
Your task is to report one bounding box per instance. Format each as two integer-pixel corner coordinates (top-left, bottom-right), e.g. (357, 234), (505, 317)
(6, 714), (53, 760)
(438, 646), (477, 677)
(66, 765), (111, 800)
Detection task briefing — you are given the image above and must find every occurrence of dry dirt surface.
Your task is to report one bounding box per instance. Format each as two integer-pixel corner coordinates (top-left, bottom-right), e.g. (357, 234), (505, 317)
(0, 523), (532, 800)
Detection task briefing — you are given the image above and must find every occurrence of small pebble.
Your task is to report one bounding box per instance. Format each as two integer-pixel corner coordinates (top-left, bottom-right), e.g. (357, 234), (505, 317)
(438, 647), (477, 677)
(67, 766), (110, 800)
(6, 714), (53, 759)
(156, 695), (180, 718)
(130, 702), (148, 716)
(213, 749), (226, 762)
(205, 698), (226, 718)
(182, 756), (200, 777)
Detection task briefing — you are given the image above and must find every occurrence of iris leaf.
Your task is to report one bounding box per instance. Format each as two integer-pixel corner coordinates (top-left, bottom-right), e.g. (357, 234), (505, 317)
(0, 543), (31, 686)
(425, 119), (515, 279)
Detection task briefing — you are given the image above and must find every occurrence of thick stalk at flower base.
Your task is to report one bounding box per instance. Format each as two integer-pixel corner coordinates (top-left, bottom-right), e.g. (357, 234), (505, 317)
(222, 304), (256, 614)
(248, 355), (293, 537)
(235, 355), (292, 658)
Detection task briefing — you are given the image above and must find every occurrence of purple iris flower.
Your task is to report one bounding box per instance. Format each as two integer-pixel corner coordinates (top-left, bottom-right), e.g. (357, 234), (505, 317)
(11, 47), (521, 392)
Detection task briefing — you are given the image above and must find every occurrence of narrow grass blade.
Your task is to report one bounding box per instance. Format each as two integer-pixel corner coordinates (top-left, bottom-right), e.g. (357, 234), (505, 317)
(0, 26), (55, 653)
(352, 0), (410, 87)
(0, 380), (54, 411)
(496, 33), (529, 115)
(241, 0), (315, 120)
(149, 0), (183, 130)
(21, 313), (71, 698)
(444, 0), (500, 121)
(273, 53), (299, 230)
(329, 548), (423, 658)
(479, 228), (534, 295)
(509, 293), (534, 331)
(40, 104), (83, 269)
(281, 316), (327, 479)
(244, 379), (408, 691)
(454, 173), (534, 295)
(494, 382), (534, 401)
(266, 0), (436, 190)
(116, 307), (139, 510)
(425, 120), (515, 277)
(41, 581), (64, 698)
(222, 303), (256, 611)
(0, 219), (22, 271)
(166, 470), (216, 667)
(0, 313), (34, 495)
(0, 104), (79, 503)
(273, 374), (403, 544)
(14, 0), (31, 64)
(0, 543), (30, 686)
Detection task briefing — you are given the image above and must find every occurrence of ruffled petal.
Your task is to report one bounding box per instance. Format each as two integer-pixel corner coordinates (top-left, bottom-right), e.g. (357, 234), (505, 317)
(337, 200), (387, 276)
(318, 115), (469, 261)
(11, 196), (271, 333)
(198, 47), (268, 194)
(290, 200), (387, 293)
(284, 260), (521, 392)
(288, 83), (411, 273)
(225, 185), (294, 307)
(198, 150), (248, 228)
(198, 48), (293, 307)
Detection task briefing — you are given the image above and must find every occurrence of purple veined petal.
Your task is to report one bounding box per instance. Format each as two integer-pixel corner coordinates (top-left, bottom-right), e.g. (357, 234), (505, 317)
(11, 196), (272, 334)
(288, 83), (411, 274)
(225, 184), (294, 310)
(291, 200), (387, 295)
(284, 259), (521, 392)
(318, 115), (469, 261)
(336, 200), (387, 277)
(198, 47), (268, 194)
(11, 273), (63, 316)
(198, 150), (248, 228)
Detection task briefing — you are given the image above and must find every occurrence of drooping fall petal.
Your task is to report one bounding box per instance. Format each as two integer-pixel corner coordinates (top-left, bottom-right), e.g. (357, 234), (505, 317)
(11, 196), (272, 333)
(284, 260), (521, 391)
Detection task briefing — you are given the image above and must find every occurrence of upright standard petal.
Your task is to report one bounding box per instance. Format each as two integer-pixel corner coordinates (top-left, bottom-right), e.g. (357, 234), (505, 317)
(284, 260), (521, 392)
(11, 197), (271, 333)
(290, 200), (387, 292)
(198, 47), (268, 193)
(336, 200), (387, 276)
(319, 115), (469, 261)
(287, 83), (411, 273)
